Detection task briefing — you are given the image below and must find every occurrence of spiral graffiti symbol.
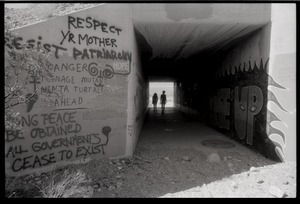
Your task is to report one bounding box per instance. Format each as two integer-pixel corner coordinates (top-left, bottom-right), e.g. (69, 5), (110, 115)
(88, 62), (99, 76)
(87, 62), (117, 87)
(103, 64), (114, 79)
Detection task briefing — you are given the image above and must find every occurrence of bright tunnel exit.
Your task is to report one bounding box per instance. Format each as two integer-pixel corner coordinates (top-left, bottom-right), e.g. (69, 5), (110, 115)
(149, 82), (174, 108)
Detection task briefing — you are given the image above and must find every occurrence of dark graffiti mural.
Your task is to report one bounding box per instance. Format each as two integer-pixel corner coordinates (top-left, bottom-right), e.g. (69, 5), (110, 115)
(210, 58), (288, 160)
(233, 85), (263, 145)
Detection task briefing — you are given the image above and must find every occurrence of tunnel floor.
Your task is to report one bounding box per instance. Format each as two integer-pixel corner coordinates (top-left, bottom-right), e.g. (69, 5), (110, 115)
(103, 107), (283, 197)
(136, 107), (271, 157)
(7, 107), (295, 198)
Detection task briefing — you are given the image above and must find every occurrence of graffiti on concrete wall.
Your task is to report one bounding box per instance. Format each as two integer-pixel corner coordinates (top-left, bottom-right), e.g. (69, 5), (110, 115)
(234, 85), (263, 145)
(5, 111), (112, 172)
(213, 88), (231, 130)
(5, 12), (130, 174)
(211, 58), (288, 160)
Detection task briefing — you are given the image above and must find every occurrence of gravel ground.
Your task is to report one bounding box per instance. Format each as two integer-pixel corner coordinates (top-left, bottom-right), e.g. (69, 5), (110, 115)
(5, 147), (296, 198)
(5, 3), (100, 29)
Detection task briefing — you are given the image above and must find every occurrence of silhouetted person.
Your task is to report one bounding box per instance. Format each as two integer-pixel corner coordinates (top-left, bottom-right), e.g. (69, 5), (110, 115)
(152, 93), (158, 112)
(160, 90), (167, 115)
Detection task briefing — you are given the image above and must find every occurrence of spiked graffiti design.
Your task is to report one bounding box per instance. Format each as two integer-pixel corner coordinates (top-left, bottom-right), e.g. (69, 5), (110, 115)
(213, 58), (288, 161)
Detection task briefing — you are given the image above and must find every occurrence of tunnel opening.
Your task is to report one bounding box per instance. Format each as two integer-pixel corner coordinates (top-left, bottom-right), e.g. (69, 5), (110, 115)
(132, 3), (292, 163)
(149, 82), (174, 108)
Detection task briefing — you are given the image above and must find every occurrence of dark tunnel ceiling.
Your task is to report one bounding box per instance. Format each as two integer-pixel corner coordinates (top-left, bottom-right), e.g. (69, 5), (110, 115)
(132, 4), (271, 63)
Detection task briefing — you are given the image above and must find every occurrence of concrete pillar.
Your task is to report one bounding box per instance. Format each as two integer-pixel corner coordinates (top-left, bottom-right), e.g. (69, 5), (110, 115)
(125, 5), (149, 157)
(267, 4), (296, 161)
(5, 4), (139, 176)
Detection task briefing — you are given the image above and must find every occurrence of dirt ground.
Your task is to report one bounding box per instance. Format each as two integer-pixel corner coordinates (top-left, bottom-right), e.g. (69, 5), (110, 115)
(5, 145), (296, 198)
(6, 109), (297, 198)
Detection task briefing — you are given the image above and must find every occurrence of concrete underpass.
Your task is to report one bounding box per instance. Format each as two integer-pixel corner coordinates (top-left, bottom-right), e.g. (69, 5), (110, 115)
(132, 3), (296, 163)
(5, 3), (296, 177)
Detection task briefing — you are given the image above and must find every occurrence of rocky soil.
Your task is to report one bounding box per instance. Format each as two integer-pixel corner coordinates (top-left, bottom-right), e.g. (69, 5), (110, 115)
(5, 3), (100, 29)
(5, 147), (296, 198)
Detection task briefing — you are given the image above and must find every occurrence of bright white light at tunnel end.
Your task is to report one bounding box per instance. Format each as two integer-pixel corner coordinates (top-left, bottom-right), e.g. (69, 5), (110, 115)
(149, 82), (174, 108)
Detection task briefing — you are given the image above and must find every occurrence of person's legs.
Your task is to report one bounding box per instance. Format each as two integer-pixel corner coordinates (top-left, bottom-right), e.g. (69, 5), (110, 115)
(161, 103), (165, 115)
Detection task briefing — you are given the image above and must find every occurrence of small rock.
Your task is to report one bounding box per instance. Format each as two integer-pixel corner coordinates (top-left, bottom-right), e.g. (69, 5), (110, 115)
(164, 157), (170, 161)
(121, 160), (125, 164)
(108, 186), (115, 191)
(257, 180), (264, 184)
(283, 181), (289, 185)
(115, 175), (122, 179)
(182, 156), (191, 162)
(34, 172), (41, 177)
(228, 163), (234, 168)
(116, 182), (122, 188)
(35, 177), (41, 181)
(250, 167), (259, 172)
(97, 188), (102, 192)
(231, 181), (238, 189)
(87, 186), (94, 193)
(233, 159), (241, 162)
(207, 153), (221, 163)
(229, 168), (235, 172)
(269, 186), (287, 198)
(93, 184), (100, 188)
(117, 167), (122, 170)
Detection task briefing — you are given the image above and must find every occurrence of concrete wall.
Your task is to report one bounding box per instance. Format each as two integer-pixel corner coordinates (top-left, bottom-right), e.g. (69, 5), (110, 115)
(266, 4), (296, 162)
(175, 80), (208, 122)
(210, 4), (296, 162)
(175, 4), (296, 162)
(209, 25), (278, 160)
(5, 4), (136, 176)
(125, 6), (149, 157)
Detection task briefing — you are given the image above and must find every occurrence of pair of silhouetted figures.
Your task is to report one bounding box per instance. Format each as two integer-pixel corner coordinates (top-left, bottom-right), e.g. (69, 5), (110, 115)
(152, 91), (166, 115)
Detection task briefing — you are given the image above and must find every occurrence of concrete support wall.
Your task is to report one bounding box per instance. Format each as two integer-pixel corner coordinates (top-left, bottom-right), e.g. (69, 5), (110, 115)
(126, 6), (149, 157)
(175, 80), (209, 123)
(211, 4), (296, 162)
(266, 4), (296, 162)
(209, 25), (278, 160)
(175, 4), (296, 162)
(5, 4), (137, 176)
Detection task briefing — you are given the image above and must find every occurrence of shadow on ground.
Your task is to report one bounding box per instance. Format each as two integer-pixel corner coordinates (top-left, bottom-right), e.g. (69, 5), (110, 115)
(88, 107), (277, 198)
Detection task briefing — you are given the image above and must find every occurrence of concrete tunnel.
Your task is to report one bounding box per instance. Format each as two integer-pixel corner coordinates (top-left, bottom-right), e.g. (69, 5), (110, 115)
(5, 3), (296, 176)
